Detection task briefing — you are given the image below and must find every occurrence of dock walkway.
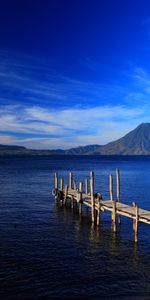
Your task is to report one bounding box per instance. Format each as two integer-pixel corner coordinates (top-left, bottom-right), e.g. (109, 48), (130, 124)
(53, 170), (150, 242)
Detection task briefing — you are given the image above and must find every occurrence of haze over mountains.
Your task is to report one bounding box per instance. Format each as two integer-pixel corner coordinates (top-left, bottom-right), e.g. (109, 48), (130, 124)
(1, 123), (150, 156)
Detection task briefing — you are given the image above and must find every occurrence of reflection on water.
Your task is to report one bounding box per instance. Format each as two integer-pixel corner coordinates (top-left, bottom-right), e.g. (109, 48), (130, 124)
(54, 202), (150, 298)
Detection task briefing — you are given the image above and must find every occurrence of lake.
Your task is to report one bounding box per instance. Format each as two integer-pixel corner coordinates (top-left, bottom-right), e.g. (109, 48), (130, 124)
(0, 156), (150, 299)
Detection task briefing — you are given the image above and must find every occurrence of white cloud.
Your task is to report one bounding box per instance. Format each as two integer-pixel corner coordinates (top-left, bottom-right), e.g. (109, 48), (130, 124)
(0, 103), (148, 149)
(0, 52), (150, 149)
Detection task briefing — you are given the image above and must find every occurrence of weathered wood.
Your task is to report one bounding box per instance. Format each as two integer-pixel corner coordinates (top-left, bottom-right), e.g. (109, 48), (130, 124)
(60, 178), (64, 190)
(79, 182), (83, 213)
(109, 174), (113, 201)
(73, 180), (77, 190)
(85, 178), (88, 194)
(55, 172), (58, 189)
(97, 195), (101, 225)
(116, 168), (121, 224)
(112, 200), (117, 232)
(62, 192), (150, 223)
(90, 171), (95, 223)
(69, 172), (73, 189)
(134, 204), (139, 243)
(54, 171), (150, 242)
(110, 174), (114, 221)
(132, 202), (136, 231)
(64, 185), (68, 206)
(79, 181), (83, 193)
(116, 168), (120, 201)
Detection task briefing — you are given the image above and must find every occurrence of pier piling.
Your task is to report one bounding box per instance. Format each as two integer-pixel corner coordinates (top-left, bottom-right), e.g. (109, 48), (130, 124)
(85, 178), (88, 195)
(69, 172), (72, 189)
(79, 182), (83, 214)
(112, 200), (117, 233)
(55, 172), (58, 189)
(64, 185), (68, 206)
(53, 170), (150, 243)
(134, 204), (139, 243)
(116, 168), (121, 224)
(97, 195), (101, 226)
(109, 174), (113, 201)
(90, 171), (95, 223)
(73, 180), (77, 190)
(60, 178), (64, 190)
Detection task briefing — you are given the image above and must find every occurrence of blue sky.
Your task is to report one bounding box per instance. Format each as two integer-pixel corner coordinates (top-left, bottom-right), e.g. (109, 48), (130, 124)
(1, 0), (150, 149)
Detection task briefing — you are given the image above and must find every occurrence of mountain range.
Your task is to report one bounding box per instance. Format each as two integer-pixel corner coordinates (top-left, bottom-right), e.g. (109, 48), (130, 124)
(1, 123), (150, 156)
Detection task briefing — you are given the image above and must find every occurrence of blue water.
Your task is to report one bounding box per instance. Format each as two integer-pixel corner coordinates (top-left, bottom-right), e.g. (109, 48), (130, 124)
(0, 156), (150, 299)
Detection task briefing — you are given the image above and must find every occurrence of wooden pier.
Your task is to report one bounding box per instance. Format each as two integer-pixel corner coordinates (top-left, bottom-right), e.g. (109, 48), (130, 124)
(53, 170), (150, 242)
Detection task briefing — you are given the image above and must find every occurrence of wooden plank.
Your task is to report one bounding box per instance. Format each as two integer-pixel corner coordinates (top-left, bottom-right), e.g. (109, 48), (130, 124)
(53, 170), (150, 244)
(59, 188), (150, 224)
(84, 200), (93, 208)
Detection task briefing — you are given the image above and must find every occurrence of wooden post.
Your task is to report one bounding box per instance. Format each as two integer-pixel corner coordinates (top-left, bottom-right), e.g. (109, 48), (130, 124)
(110, 174), (114, 221)
(55, 172), (58, 189)
(69, 172), (72, 189)
(112, 200), (117, 232)
(60, 178), (64, 190)
(79, 192), (82, 214)
(64, 185), (68, 206)
(79, 181), (83, 193)
(134, 203), (139, 243)
(109, 174), (113, 201)
(97, 195), (101, 225)
(73, 180), (77, 190)
(79, 182), (83, 214)
(116, 168), (121, 224)
(116, 168), (120, 201)
(85, 178), (88, 194)
(132, 202), (136, 231)
(90, 171), (95, 223)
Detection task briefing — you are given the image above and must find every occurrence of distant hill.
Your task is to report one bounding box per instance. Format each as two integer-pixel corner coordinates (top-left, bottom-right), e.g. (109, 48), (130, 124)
(94, 123), (150, 155)
(0, 144), (65, 156)
(1, 123), (150, 155)
(0, 144), (100, 156)
(66, 144), (101, 155)
(0, 144), (26, 150)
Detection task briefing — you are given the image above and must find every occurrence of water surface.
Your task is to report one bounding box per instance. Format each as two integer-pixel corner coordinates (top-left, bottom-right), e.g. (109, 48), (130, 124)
(0, 156), (150, 299)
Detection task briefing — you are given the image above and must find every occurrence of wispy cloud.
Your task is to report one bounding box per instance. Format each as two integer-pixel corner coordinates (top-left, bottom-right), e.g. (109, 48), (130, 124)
(0, 50), (129, 108)
(1, 51), (150, 149)
(0, 103), (147, 149)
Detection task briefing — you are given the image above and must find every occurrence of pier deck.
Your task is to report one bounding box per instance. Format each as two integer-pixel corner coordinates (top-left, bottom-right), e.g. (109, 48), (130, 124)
(53, 170), (150, 242)
(65, 189), (150, 224)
